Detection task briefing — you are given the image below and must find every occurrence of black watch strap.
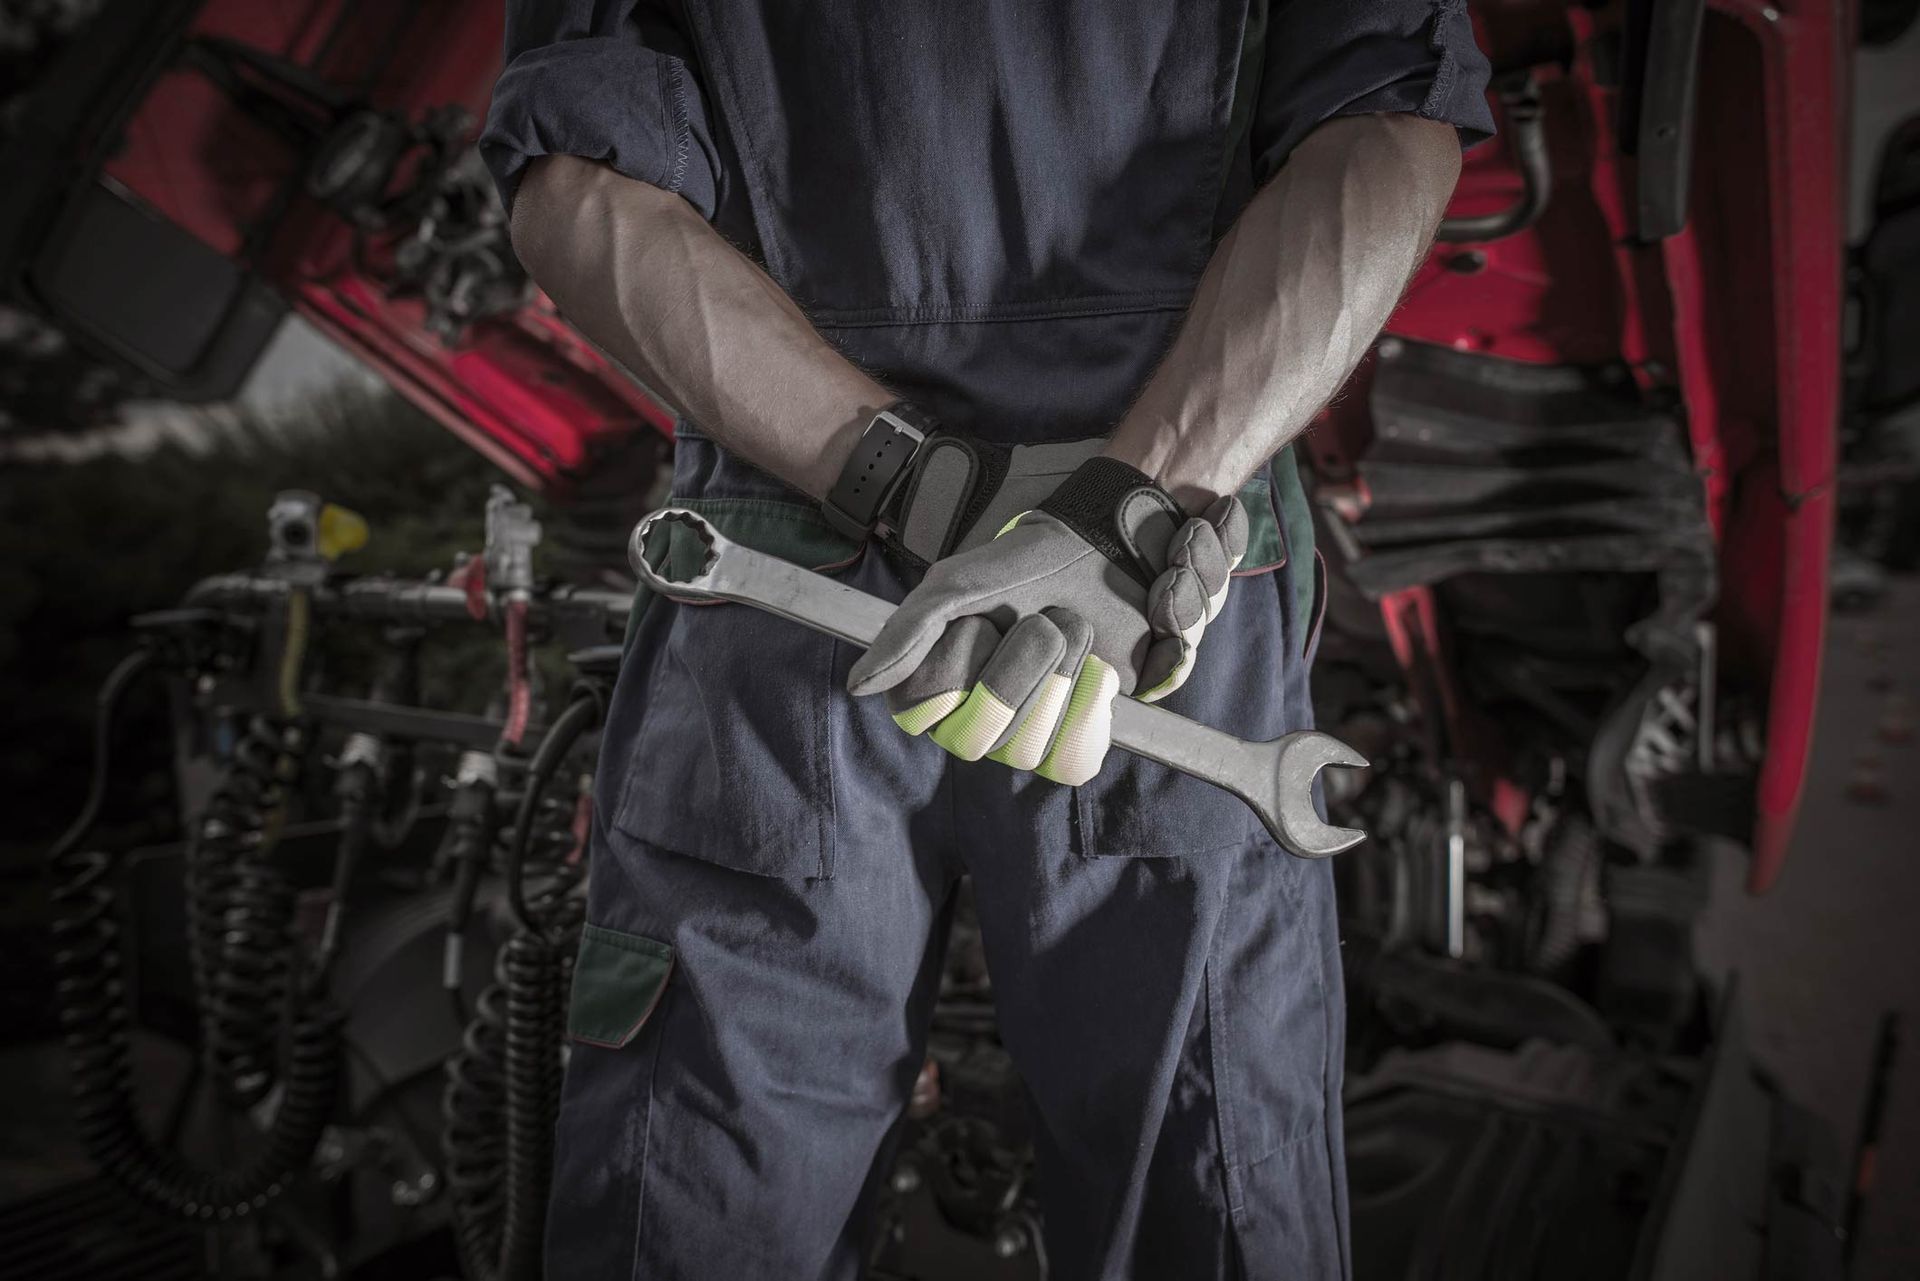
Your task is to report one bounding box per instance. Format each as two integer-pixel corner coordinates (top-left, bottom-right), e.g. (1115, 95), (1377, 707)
(823, 402), (934, 540)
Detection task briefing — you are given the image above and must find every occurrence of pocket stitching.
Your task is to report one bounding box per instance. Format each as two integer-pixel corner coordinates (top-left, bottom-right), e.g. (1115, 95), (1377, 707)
(582, 923), (673, 960)
(816, 637), (837, 880)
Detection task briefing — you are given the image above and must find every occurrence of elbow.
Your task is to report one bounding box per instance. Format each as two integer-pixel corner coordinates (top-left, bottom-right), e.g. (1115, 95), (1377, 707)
(1379, 114), (1464, 226)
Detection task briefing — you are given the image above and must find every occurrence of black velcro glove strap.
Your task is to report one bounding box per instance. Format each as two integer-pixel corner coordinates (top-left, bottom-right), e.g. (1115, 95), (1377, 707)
(1037, 456), (1186, 589)
(884, 432), (1011, 566)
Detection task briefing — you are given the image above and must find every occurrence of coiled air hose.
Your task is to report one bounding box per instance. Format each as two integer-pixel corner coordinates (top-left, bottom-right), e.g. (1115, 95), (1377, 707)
(188, 716), (309, 1107)
(48, 654), (344, 1221)
(442, 688), (599, 1281)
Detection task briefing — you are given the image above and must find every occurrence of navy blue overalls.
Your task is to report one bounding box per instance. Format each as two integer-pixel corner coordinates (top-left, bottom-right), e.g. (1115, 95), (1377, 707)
(482, 4), (1491, 1277)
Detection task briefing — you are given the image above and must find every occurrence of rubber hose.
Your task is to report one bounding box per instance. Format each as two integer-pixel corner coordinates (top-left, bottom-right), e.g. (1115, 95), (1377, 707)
(316, 762), (376, 978)
(504, 694), (599, 937)
(47, 650), (154, 865)
(500, 932), (565, 1279)
(1437, 85), (1551, 244)
(443, 984), (509, 1280)
(443, 933), (570, 1281)
(187, 717), (305, 1108)
(50, 838), (343, 1220)
(1529, 813), (1597, 975)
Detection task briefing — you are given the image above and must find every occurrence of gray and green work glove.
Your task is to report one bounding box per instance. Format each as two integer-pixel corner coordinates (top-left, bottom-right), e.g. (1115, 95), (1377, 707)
(847, 457), (1249, 784)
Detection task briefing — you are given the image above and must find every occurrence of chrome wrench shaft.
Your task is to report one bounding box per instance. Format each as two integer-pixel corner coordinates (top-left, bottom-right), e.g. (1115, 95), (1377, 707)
(629, 508), (1368, 858)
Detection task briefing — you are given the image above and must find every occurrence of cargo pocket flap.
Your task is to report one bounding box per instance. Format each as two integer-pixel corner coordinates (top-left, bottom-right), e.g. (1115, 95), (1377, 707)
(567, 924), (674, 1049)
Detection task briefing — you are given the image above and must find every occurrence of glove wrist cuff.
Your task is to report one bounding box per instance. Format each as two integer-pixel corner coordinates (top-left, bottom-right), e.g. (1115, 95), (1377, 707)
(882, 430), (1011, 565)
(1039, 456), (1185, 587)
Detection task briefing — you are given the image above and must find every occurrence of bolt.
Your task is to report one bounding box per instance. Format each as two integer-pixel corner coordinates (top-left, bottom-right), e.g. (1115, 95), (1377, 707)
(994, 1224), (1029, 1258)
(1878, 693), (1914, 745)
(1761, 6), (1779, 22)
(391, 1169), (439, 1207)
(890, 1164), (921, 1195)
(1377, 338), (1404, 360)
(1847, 752), (1888, 806)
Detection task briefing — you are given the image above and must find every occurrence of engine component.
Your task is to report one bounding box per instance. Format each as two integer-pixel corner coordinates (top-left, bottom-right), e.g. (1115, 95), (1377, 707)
(1341, 339), (1720, 856)
(49, 649), (345, 1222)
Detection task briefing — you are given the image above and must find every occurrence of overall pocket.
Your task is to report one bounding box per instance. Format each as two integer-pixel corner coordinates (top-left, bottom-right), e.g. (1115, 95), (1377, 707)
(568, 924), (675, 1049)
(609, 430), (862, 880)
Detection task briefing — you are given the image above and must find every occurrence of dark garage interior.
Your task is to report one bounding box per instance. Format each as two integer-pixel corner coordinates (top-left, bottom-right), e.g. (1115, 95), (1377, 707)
(2, 1), (1918, 1278)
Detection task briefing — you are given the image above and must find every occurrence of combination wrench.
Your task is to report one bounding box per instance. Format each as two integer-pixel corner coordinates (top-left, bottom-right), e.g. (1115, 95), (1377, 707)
(627, 508), (1369, 858)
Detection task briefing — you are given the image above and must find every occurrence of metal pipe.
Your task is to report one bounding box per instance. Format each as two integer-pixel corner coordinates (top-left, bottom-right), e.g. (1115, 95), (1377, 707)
(1444, 777), (1467, 959)
(1438, 76), (1551, 245)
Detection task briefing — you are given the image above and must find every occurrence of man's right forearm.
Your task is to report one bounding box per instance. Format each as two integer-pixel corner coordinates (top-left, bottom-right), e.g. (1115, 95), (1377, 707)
(508, 155), (889, 499)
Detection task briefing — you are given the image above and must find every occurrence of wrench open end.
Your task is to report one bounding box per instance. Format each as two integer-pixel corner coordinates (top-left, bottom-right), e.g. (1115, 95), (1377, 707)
(1267, 731), (1370, 859)
(628, 507), (723, 595)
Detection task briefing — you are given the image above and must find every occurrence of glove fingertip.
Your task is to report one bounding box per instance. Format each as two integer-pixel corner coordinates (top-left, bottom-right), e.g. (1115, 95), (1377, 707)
(1206, 495), (1250, 564)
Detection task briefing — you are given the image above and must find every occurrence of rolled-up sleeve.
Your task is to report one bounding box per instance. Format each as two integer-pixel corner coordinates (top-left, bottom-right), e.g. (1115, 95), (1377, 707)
(480, 0), (720, 218)
(1253, 0), (1495, 183)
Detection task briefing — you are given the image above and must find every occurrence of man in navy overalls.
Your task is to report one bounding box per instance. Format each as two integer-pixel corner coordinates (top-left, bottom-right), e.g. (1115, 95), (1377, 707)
(484, 4), (1490, 1276)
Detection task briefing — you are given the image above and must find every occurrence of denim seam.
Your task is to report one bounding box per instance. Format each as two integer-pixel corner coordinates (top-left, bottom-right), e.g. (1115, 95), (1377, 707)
(810, 290), (1195, 329)
(663, 56), (692, 195)
(1183, 0), (1249, 280)
(1241, 1110), (1329, 1171)
(1205, 895), (1249, 1226)
(818, 636), (838, 880)
(626, 985), (671, 1281)
(1318, 894), (1349, 1281)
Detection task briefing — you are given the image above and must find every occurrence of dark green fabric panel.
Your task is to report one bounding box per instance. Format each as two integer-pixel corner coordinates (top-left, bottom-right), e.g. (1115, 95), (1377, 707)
(1236, 473), (1284, 573)
(1268, 443), (1316, 628)
(567, 923), (675, 1048)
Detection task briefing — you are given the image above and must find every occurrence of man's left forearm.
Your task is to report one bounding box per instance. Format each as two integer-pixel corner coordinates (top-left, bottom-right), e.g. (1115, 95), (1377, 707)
(1105, 114), (1462, 511)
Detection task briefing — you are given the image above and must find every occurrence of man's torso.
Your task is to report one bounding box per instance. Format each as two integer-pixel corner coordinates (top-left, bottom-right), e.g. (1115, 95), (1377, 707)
(676, 0), (1264, 440)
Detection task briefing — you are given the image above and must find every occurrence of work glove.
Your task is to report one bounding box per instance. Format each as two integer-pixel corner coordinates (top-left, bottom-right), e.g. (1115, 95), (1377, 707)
(880, 431), (1111, 566)
(848, 457), (1248, 784)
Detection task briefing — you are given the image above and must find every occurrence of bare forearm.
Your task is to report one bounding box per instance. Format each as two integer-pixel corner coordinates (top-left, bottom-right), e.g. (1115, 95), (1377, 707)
(508, 155), (887, 499)
(1106, 114), (1461, 511)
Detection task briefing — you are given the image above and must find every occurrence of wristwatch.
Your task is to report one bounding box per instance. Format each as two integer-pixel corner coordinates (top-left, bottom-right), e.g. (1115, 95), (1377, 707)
(822, 402), (934, 540)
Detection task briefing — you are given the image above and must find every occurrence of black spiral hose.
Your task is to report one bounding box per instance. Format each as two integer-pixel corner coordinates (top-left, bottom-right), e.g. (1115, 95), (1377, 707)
(187, 716), (308, 1108)
(500, 933), (566, 1278)
(443, 690), (598, 1281)
(503, 693), (598, 937)
(444, 983), (508, 1277)
(48, 661), (344, 1221)
(443, 935), (570, 1281)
